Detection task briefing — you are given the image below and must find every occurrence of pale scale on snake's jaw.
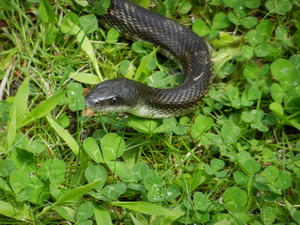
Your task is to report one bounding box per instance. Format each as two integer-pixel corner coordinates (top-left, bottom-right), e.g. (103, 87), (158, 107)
(85, 0), (213, 118)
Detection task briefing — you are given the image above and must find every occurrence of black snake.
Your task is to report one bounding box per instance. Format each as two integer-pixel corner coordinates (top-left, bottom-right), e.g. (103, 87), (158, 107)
(85, 0), (212, 118)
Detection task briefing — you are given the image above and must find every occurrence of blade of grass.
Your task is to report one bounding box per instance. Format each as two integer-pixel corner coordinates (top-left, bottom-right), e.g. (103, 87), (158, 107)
(77, 31), (102, 80)
(46, 115), (79, 155)
(110, 201), (176, 217)
(70, 72), (101, 84)
(94, 206), (113, 225)
(7, 100), (16, 148)
(19, 90), (66, 128)
(7, 76), (30, 148)
(55, 181), (100, 205)
(158, 204), (186, 225)
(15, 76), (30, 125)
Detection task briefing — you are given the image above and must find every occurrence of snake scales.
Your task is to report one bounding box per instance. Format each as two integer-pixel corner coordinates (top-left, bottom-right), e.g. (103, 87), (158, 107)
(85, 0), (212, 118)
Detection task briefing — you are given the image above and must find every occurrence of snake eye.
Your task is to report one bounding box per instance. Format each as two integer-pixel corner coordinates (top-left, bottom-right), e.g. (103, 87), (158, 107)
(110, 97), (118, 105)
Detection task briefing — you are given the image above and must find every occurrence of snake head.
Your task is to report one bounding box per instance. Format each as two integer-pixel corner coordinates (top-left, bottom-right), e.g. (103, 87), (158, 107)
(85, 78), (143, 113)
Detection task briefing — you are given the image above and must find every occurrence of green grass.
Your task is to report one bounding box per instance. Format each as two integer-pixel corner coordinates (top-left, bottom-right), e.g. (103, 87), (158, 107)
(0, 0), (300, 224)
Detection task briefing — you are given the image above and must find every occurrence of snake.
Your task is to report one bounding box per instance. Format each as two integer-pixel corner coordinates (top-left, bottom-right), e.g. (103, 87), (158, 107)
(85, 0), (212, 118)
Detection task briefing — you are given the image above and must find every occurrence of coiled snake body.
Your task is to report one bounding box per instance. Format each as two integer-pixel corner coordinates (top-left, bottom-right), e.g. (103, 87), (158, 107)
(85, 0), (212, 118)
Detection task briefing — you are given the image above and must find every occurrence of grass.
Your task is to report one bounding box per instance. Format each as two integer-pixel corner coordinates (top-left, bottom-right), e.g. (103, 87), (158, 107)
(0, 0), (300, 224)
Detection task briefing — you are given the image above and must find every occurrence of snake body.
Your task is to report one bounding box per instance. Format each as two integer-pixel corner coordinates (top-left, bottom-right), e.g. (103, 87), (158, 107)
(85, 0), (212, 118)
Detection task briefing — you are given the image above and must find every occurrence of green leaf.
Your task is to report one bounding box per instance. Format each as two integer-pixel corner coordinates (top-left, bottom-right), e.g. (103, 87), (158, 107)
(60, 12), (80, 35)
(118, 60), (136, 79)
(70, 72), (101, 84)
(226, 84), (239, 102)
(20, 91), (66, 128)
(270, 83), (284, 102)
(192, 19), (210, 37)
(244, 0), (261, 9)
(127, 117), (159, 133)
(233, 171), (248, 185)
(37, 159), (66, 185)
(67, 82), (85, 111)
(212, 12), (231, 30)
(9, 170), (30, 193)
(38, 0), (55, 23)
(257, 166), (292, 194)
(256, 20), (273, 41)
(137, 0), (151, 7)
(7, 77), (30, 147)
(15, 77), (30, 125)
(274, 171), (292, 190)
(76, 201), (94, 222)
(227, 12), (239, 25)
(0, 160), (16, 177)
(147, 71), (180, 89)
(106, 28), (120, 43)
(52, 206), (75, 222)
(276, 25), (293, 46)
(79, 14), (98, 34)
(177, 1), (192, 14)
(191, 115), (213, 139)
(131, 163), (150, 181)
(245, 30), (265, 46)
(98, 183), (127, 200)
(15, 186), (33, 202)
(46, 115), (79, 155)
(7, 99), (17, 148)
(110, 201), (176, 217)
(265, 0), (293, 15)
(131, 41), (149, 55)
(159, 204), (186, 225)
(246, 85), (261, 101)
(91, 0), (111, 16)
(27, 139), (47, 154)
(221, 120), (241, 144)
(0, 200), (31, 221)
(223, 0), (243, 8)
(28, 175), (49, 204)
(129, 214), (148, 225)
(101, 133), (126, 161)
(162, 117), (187, 135)
(294, 29), (300, 48)
(94, 207), (113, 225)
(243, 109), (268, 132)
(193, 192), (211, 211)
(83, 137), (103, 163)
(271, 58), (297, 82)
(45, 23), (57, 45)
(223, 186), (247, 212)
(205, 159), (227, 177)
(190, 170), (206, 190)
(165, 184), (180, 201)
(85, 165), (107, 191)
(240, 16), (257, 29)
(144, 172), (166, 202)
(236, 151), (261, 176)
(269, 102), (284, 118)
(236, 45), (254, 61)
(55, 181), (100, 205)
(106, 161), (136, 183)
(136, 50), (157, 80)
(0, 0), (14, 10)
(285, 200), (300, 224)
